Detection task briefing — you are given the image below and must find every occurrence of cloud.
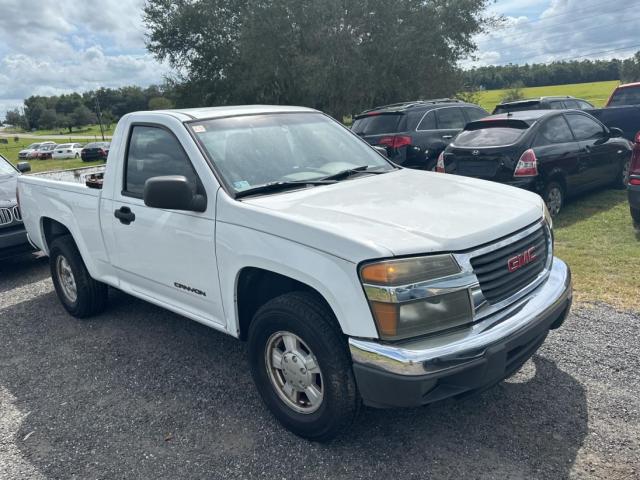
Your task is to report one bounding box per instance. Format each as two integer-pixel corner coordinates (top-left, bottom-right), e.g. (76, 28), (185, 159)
(0, 0), (169, 118)
(464, 0), (640, 68)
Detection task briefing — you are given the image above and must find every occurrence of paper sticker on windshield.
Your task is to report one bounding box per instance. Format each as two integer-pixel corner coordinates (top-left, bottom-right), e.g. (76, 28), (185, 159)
(192, 125), (206, 133)
(233, 180), (251, 190)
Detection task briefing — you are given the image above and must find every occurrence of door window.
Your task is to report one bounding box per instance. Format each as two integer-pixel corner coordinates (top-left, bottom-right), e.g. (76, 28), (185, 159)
(436, 108), (466, 129)
(124, 125), (199, 197)
(416, 110), (436, 130)
(464, 107), (488, 122)
(549, 101), (565, 110)
(563, 100), (580, 109)
(534, 116), (575, 146)
(565, 114), (605, 141)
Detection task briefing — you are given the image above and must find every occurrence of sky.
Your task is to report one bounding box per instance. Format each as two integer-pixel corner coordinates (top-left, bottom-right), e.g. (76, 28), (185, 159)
(0, 0), (639, 118)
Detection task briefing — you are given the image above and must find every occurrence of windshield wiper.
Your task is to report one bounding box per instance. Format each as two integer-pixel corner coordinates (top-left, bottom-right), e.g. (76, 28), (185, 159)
(235, 180), (336, 199)
(319, 165), (390, 181)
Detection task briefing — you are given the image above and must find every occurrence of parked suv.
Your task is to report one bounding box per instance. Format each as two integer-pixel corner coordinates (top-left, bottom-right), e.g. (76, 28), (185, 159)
(438, 110), (632, 216)
(0, 155), (34, 259)
(352, 99), (488, 170)
(493, 96), (594, 114)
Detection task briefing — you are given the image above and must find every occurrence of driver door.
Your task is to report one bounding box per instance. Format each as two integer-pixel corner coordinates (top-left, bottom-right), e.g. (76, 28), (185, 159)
(107, 123), (224, 327)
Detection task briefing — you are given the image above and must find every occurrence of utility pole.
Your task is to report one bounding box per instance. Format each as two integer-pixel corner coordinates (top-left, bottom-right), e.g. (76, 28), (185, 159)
(94, 95), (105, 141)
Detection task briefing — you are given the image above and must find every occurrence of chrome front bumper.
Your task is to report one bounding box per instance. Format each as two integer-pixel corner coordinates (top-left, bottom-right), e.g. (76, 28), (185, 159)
(349, 258), (572, 378)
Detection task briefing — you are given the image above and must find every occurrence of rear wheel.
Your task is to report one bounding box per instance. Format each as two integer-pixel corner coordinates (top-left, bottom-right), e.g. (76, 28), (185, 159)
(544, 181), (564, 217)
(49, 235), (108, 318)
(74, 152), (79, 159)
(248, 292), (360, 441)
(614, 157), (631, 189)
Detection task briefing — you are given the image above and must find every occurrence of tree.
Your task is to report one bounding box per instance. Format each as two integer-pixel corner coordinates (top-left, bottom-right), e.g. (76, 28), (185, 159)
(71, 105), (96, 128)
(4, 109), (26, 128)
(39, 109), (59, 130)
(144, 0), (496, 118)
(148, 96), (175, 110)
(58, 114), (74, 134)
(501, 82), (525, 103)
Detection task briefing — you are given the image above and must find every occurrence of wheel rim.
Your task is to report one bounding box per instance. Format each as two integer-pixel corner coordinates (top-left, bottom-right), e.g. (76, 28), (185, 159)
(56, 255), (77, 303)
(546, 187), (562, 216)
(265, 331), (324, 414)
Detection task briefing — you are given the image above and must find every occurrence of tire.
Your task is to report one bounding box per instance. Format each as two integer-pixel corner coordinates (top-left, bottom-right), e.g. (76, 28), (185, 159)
(49, 235), (108, 318)
(248, 291), (360, 441)
(75, 152), (79, 159)
(613, 157), (631, 189)
(544, 181), (564, 217)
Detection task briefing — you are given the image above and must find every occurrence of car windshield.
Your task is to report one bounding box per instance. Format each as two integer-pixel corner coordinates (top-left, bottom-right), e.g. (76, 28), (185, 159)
(189, 112), (394, 193)
(0, 156), (16, 175)
(27, 144), (40, 149)
(85, 143), (104, 148)
(608, 86), (640, 106)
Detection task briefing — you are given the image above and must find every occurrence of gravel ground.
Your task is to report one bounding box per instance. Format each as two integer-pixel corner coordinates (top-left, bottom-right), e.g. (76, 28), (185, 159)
(0, 254), (638, 480)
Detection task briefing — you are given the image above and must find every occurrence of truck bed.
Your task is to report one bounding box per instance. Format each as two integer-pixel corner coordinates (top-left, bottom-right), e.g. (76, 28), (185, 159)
(32, 165), (106, 189)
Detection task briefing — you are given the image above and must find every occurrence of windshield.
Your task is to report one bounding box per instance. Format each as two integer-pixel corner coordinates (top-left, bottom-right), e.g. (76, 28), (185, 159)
(189, 113), (394, 193)
(26, 143), (40, 149)
(608, 86), (640, 106)
(0, 156), (16, 175)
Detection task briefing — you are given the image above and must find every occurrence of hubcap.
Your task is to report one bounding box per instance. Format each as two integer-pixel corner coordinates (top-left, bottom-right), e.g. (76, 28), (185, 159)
(546, 187), (562, 216)
(265, 331), (324, 414)
(56, 256), (77, 303)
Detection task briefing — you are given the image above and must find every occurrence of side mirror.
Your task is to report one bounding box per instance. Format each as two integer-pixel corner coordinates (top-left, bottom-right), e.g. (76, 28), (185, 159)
(373, 146), (388, 158)
(17, 162), (31, 173)
(609, 127), (623, 138)
(143, 176), (206, 212)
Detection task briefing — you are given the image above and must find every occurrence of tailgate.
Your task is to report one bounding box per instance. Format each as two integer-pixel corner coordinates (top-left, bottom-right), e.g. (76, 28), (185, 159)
(445, 147), (517, 182)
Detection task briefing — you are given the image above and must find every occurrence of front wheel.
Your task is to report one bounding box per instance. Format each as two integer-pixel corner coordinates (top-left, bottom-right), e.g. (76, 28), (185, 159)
(49, 235), (108, 318)
(614, 158), (631, 189)
(248, 292), (360, 441)
(544, 181), (565, 217)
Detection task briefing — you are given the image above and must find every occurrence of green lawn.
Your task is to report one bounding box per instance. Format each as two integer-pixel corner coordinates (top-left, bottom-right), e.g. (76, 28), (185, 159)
(474, 80), (620, 112)
(554, 189), (639, 309)
(3, 124), (114, 137)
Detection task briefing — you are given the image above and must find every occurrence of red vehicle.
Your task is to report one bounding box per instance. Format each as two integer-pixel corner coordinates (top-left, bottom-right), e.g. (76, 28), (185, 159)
(628, 131), (640, 229)
(606, 82), (640, 107)
(37, 144), (57, 160)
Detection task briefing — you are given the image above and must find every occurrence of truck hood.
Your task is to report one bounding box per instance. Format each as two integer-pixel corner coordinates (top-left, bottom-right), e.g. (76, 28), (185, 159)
(233, 169), (544, 262)
(0, 174), (18, 206)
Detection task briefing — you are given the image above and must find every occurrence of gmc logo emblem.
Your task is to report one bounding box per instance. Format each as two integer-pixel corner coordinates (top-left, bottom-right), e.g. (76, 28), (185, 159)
(507, 247), (537, 272)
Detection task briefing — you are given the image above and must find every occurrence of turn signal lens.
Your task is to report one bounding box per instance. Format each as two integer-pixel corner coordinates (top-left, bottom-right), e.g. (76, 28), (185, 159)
(370, 302), (399, 337)
(360, 255), (460, 286)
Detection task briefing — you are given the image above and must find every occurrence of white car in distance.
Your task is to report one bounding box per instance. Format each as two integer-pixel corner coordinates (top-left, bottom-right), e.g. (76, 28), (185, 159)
(52, 143), (84, 160)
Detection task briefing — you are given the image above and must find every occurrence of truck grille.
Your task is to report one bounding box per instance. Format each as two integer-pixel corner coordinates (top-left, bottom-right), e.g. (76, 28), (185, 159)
(12, 206), (22, 221)
(471, 226), (549, 304)
(0, 207), (13, 226)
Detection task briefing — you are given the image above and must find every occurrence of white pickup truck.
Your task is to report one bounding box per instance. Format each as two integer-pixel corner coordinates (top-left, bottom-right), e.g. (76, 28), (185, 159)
(18, 105), (572, 441)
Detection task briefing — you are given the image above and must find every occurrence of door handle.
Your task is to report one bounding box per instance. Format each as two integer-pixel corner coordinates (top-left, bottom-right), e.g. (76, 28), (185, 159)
(442, 135), (453, 140)
(114, 206), (136, 225)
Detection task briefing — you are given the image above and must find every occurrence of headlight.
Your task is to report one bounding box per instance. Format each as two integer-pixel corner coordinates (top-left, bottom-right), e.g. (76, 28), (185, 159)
(360, 255), (473, 341)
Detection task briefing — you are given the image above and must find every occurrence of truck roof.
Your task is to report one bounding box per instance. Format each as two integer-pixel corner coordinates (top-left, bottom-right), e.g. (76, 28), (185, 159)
(137, 105), (317, 122)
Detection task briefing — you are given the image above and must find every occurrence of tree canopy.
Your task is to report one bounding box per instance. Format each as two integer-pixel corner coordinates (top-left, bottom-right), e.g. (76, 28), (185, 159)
(144, 0), (493, 118)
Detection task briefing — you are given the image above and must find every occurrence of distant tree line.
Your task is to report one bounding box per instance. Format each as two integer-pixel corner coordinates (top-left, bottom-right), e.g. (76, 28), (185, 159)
(464, 52), (640, 90)
(4, 85), (175, 131)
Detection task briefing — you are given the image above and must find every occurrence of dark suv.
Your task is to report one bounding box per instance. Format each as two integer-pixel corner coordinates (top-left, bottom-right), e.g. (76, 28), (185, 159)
(0, 155), (34, 259)
(352, 99), (488, 170)
(493, 96), (594, 114)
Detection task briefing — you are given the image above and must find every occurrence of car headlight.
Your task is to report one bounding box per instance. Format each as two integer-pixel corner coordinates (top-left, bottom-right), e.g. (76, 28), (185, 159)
(360, 255), (473, 341)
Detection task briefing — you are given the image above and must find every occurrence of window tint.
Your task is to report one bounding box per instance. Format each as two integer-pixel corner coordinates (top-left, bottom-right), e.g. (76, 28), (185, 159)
(563, 100), (580, 109)
(577, 100), (593, 110)
(549, 101), (565, 110)
(436, 108), (466, 129)
(454, 127), (527, 147)
(416, 110), (436, 130)
(464, 107), (488, 122)
(608, 86), (640, 106)
(535, 116), (574, 146)
(565, 114), (604, 141)
(125, 125), (198, 197)
(351, 114), (402, 135)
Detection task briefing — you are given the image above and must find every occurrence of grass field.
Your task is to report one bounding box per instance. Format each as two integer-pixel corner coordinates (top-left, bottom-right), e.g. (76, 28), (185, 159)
(2, 124), (114, 137)
(474, 80), (620, 112)
(554, 189), (638, 309)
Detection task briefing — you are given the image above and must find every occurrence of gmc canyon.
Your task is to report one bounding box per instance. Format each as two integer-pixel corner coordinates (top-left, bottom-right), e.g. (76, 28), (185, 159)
(18, 106), (572, 441)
